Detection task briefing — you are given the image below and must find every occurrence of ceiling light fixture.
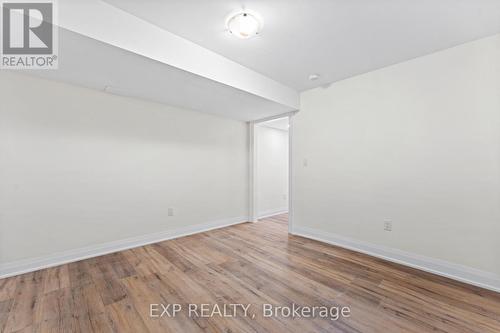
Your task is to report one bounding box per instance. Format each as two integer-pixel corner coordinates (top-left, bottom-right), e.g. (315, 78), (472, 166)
(226, 10), (263, 39)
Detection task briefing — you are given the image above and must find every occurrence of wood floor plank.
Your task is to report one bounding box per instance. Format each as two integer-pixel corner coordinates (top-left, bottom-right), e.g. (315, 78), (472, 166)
(1, 213), (499, 333)
(68, 261), (94, 289)
(72, 283), (111, 331)
(41, 265), (70, 295)
(3, 295), (38, 332)
(87, 260), (128, 306)
(0, 299), (13, 333)
(120, 274), (204, 333)
(0, 278), (18, 302)
(121, 247), (175, 277)
(105, 298), (149, 333)
(3, 271), (46, 332)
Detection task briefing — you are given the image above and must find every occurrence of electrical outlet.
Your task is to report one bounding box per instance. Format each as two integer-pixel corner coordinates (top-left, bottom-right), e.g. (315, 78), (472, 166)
(384, 220), (392, 232)
(168, 208), (174, 217)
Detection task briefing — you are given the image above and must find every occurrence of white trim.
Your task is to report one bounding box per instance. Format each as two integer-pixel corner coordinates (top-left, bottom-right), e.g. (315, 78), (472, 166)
(293, 226), (500, 293)
(0, 216), (248, 279)
(288, 114), (294, 233)
(248, 121), (258, 222)
(252, 111), (297, 124)
(258, 208), (289, 220)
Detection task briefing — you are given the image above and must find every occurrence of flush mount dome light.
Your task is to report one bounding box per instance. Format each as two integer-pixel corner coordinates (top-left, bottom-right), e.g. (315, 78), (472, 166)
(226, 10), (263, 39)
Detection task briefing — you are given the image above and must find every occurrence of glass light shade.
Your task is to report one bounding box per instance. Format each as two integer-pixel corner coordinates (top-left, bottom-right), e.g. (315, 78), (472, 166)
(227, 12), (262, 39)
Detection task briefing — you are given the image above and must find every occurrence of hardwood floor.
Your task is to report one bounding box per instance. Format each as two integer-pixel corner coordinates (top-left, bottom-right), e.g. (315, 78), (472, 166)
(1, 214), (499, 332)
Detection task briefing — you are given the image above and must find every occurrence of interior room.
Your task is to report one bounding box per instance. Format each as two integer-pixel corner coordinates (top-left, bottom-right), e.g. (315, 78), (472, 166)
(1, 1), (499, 332)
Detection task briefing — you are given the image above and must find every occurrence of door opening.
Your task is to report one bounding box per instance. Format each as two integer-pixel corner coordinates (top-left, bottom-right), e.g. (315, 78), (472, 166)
(249, 114), (293, 232)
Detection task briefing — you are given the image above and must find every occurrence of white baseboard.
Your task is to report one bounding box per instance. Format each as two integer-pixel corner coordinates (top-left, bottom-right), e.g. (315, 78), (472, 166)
(258, 208), (288, 219)
(293, 226), (500, 293)
(0, 216), (248, 279)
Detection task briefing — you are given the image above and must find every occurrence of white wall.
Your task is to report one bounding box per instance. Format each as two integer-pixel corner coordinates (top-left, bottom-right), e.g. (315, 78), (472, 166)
(256, 125), (289, 218)
(0, 71), (248, 268)
(293, 35), (500, 285)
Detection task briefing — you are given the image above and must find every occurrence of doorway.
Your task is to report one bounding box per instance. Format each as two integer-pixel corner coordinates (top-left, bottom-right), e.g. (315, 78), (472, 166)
(249, 114), (293, 231)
